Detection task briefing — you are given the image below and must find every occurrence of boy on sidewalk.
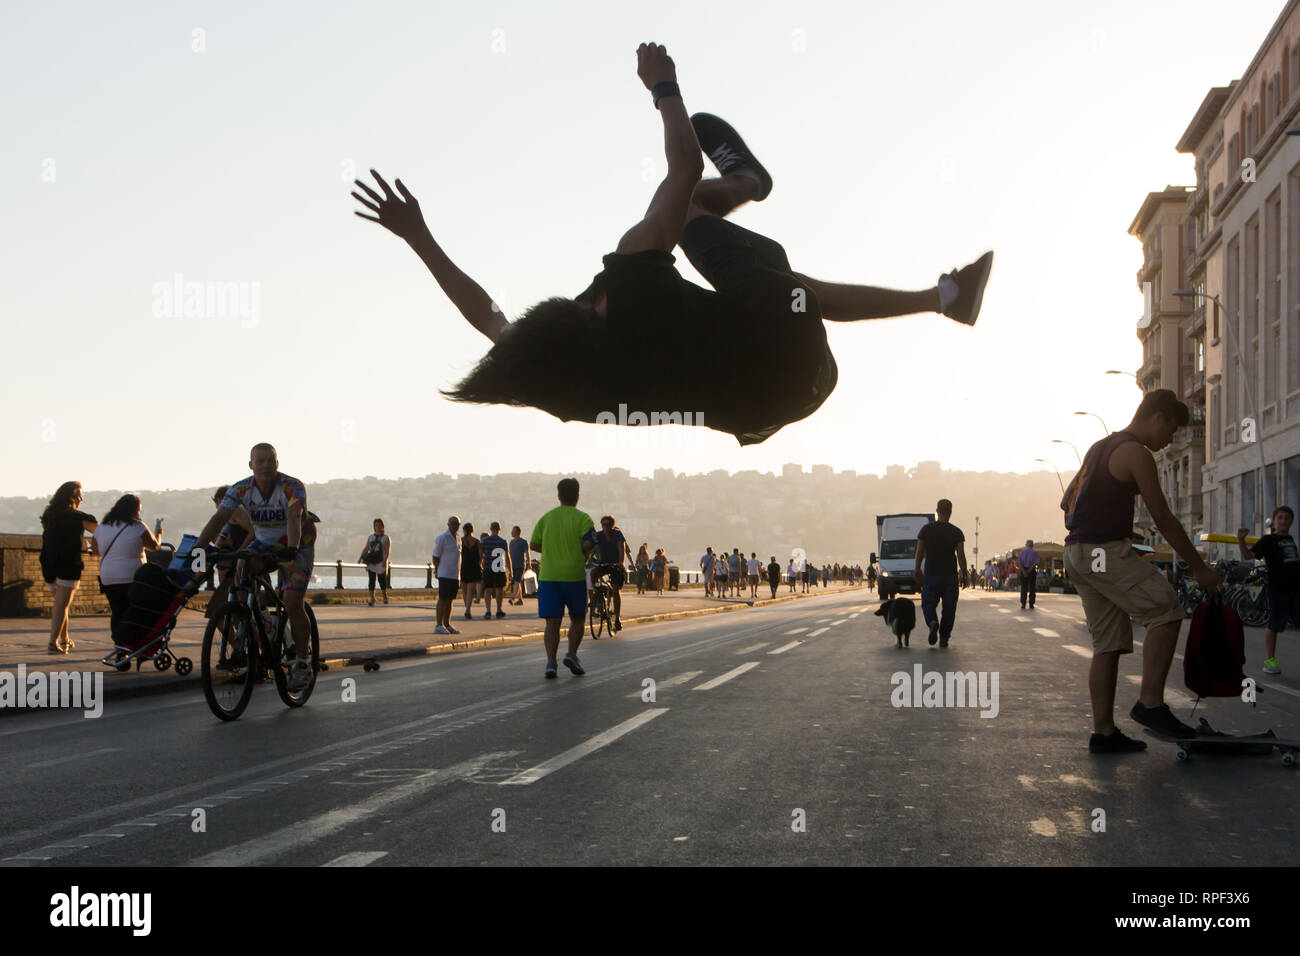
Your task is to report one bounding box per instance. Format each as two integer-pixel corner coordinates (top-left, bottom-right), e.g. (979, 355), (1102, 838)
(1238, 505), (1300, 675)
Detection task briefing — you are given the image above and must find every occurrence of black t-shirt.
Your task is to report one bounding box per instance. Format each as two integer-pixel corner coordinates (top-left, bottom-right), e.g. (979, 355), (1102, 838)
(767, 561), (781, 583)
(1251, 533), (1300, 592)
(575, 251), (837, 445)
(40, 509), (96, 580)
(917, 521), (965, 578)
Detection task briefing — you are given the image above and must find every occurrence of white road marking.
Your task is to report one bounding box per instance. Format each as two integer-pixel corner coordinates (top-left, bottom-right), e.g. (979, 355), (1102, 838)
(655, 671), (703, 690)
(808, 627), (830, 637)
(191, 751), (516, 866)
(830, 620), (848, 626)
(817, 619), (834, 624)
(735, 643), (771, 654)
(694, 662), (761, 691)
(323, 851), (388, 867)
(769, 641), (802, 655)
(500, 710), (668, 785)
(849, 612), (861, 619)
(996, 608), (1011, 614)
(786, 627), (808, 635)
(27, 747), (121, 769)
(1014, 616), (1030, 623)
(1032, 628), (1060, 638)
(1062, 645), (1092, 659)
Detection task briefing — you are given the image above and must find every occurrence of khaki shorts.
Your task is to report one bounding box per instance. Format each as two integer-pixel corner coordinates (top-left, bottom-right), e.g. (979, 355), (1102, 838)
(1063, 540), (1184, 655)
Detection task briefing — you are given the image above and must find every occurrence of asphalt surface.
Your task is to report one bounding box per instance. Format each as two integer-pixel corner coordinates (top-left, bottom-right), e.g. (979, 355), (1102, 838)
(3, 588), (1297, 866)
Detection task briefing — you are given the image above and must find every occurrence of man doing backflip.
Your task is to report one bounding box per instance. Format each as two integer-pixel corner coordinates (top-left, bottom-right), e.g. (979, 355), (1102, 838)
(352, 43), (993, 446)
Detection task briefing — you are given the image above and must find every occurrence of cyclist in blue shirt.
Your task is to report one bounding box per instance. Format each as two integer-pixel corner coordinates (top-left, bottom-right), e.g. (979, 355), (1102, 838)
(583, 515), (634, 632)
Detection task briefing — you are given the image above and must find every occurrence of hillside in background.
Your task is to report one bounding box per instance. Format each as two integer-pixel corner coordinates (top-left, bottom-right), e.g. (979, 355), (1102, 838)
(2, 461), (1074, 567)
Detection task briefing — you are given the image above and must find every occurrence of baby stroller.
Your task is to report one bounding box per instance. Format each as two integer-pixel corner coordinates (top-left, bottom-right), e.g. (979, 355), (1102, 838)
(102, 534), (201, 675)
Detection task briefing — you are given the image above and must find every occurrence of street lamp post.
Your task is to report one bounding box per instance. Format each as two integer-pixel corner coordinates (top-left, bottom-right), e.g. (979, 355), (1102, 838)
(1174, 289), (1270, 532)
(1105, 369), (1140, 386)
(1035, 458), (1065, 496)
(1051, 438), (1082, 467)
(1074, 410), (1110, 435)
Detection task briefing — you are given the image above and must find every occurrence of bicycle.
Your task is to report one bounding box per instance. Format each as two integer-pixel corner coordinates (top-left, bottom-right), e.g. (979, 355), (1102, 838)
(588, 564), (620, 639)
(199, 547), (322, 721)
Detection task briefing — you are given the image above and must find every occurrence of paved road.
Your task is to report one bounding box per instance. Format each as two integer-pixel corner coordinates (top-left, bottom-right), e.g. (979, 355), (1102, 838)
(3, 589), (1296, 866)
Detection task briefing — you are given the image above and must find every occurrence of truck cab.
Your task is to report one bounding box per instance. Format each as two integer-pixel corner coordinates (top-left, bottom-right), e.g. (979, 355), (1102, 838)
(873, 513), (935, 600)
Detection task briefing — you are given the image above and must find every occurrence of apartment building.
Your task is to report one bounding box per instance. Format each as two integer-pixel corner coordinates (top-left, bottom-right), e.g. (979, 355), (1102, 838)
(1134, 1), (1300, 558)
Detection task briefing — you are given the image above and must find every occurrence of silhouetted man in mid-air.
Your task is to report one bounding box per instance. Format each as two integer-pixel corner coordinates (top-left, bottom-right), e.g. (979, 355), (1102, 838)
(353, 42), (993, 445)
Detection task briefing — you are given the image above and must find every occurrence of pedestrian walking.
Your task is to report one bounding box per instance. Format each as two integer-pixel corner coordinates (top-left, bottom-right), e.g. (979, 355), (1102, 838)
(39, 481), (98, 655)
(530, 478), (596, 677)
(747, 551), (761, 598)
(1018, 539), (1040, 609)
(482, 521), (511, 618)
(652, 548), (668, 594)
(359, 518), (391, 605)
(461, 523), (483, 619)
(508, 526), (529, 605)
(92, 494), (163, 640)
(1237, 506), (1299, 675)
(636, 543), (651, 594)
(914, 498), (967, 647)
(432, 516), (461, 635)
(766, 555), (781, 599)
(1061, 389), (1222, 752)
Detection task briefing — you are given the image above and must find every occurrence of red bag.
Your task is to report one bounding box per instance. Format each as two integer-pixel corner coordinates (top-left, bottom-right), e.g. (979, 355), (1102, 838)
(1183, 596), (1246, 699)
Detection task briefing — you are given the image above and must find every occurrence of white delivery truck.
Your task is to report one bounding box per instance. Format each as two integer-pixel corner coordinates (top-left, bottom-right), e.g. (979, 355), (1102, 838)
(872, 512), (935, 600)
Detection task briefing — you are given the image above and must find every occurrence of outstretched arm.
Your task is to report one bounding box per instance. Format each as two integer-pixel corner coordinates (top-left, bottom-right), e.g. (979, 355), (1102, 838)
(353, 170), (509, 344)
(614, 43), (704, 255)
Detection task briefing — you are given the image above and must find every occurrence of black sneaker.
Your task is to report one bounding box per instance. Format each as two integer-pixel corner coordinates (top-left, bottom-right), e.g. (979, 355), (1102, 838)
(495, 610), (506, 619)
(1089, 729), (1148, 753)
(940, 251), (994, 326)
(563, 652), (585, 676)
(545, 660), (557, 679)
(1130, 701), (1197, 738)
(939, 635), (949, 648)
(928, 623), (939, 646)
(690, 113), (773, 200)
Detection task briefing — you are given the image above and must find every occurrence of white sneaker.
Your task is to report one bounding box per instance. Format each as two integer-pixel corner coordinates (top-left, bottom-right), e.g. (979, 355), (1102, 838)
(434, 625), (450, 635)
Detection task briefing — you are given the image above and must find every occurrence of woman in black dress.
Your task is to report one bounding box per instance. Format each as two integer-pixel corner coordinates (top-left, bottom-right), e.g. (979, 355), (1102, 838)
(39, 481), (98, 654)
(460, 523), (483, 620)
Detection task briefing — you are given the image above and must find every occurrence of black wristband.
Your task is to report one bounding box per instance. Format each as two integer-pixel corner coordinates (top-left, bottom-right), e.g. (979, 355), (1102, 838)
(651, 81), (681, 108)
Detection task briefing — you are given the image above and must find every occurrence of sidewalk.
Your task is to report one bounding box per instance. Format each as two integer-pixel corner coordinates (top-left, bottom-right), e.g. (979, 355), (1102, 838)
(0, 583), (871, 708)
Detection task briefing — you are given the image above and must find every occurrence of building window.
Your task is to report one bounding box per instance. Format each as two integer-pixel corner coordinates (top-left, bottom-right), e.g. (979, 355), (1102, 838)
(1211, 384), (1220, 454)
(1246, 216), (1259, 422)
(1267, 191), (1281, 405)
(1286, 455), (1300, 508)
(1226, 236), (1240, 433)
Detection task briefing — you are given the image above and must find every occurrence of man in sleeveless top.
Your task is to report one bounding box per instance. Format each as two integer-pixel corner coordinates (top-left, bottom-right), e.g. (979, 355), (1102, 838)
(1060, 390), (1221, 753)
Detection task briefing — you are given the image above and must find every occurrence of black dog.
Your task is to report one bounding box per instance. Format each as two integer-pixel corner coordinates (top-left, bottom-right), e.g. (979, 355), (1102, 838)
(875, 597), (917, 648)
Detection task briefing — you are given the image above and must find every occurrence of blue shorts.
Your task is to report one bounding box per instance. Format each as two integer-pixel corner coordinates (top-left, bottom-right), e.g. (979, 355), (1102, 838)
(538, 580), (586, 619)
(1266, 589), (1300, 632)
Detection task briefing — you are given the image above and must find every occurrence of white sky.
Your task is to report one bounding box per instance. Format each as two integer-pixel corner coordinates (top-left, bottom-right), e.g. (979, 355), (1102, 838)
(1, 0), (1285, 497)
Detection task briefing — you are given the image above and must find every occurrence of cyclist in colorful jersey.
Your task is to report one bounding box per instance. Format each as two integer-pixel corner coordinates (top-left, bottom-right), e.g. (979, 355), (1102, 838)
(195, 442), (316, 692)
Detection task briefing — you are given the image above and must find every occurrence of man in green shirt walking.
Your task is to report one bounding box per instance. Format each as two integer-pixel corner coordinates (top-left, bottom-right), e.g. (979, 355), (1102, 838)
(531, 478), (597, 678)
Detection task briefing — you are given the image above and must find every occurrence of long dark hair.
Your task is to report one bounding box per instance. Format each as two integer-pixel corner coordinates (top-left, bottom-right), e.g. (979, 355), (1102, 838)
(40, 481), (81, 529)
(441, 298), (605, 420)
(102, 494), (142, 527)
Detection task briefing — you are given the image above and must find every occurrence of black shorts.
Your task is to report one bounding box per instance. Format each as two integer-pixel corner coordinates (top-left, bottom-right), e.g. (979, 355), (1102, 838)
(438, 577), (459, 600)
(484, 570), (507, 589)
(678, 216), (837, 444)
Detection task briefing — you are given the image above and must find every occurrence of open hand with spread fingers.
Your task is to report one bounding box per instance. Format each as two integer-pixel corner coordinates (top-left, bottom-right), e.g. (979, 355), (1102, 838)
(353, 169), (429, 244)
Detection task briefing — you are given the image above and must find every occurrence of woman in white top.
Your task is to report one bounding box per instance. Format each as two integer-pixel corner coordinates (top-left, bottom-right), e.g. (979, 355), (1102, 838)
(91, 494), (163, 639)
(358, 518), (392, 606)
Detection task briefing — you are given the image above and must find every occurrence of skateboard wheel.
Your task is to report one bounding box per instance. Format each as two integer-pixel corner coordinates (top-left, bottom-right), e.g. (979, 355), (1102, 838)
(1175, 749), (1189, 762)
(1283, 752), (1296, 766)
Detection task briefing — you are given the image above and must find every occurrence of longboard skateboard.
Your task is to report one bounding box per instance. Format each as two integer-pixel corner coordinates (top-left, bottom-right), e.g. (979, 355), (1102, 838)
(1145, 717), (1300, 765)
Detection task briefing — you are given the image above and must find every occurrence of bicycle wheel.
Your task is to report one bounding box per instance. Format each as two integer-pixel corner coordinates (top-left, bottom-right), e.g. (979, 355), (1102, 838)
(273, 603), (319, 708)
(201, 605), (257, 721)
(1237, 585), (1270, 628)
(589, 591), (606, 639)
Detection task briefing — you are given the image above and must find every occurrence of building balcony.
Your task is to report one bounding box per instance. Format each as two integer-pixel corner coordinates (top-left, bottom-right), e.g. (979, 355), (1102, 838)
(1137, 250), (1162, 284)
(1188, 306), (1206, 335)
(1138, 353), (1161, 381)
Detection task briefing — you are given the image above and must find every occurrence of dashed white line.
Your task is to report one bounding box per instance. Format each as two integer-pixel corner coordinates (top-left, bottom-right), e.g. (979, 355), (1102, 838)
(694, 662), (761, 691)
(807, 627), (830, 637)
(769, 641), (803, 655)
(323, 851), (389, 867)
(830, 620), (848, 626)
(736, 642), (771, 654)
(786, 627), (808, 635)
(501, 711), (668, 785)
